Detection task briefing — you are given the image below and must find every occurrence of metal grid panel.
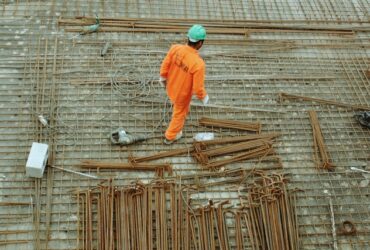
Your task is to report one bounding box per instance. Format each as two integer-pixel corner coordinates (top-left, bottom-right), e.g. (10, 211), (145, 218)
(0, 0), (369, 249)
(3, 0), (370, 21)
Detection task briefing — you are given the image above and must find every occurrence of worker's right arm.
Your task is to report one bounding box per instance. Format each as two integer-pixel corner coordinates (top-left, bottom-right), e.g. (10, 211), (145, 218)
(192, 61), (207, 102)
(160, 46), (175, 79)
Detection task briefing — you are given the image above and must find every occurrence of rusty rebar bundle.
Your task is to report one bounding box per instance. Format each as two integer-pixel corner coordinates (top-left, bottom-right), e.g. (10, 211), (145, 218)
(279, 92), (370, 111)
(186, 172), (299, 249)
(238, 172), (300, 250)
(130, 133), (280, 170)
(76, 180), (183, 250)
(199, 116), (261, 133)
(193, 138), (279, 170)
(308, 110), (335, 171)
(78, 160), (173, 177)
(75, 171), (299, 249)
(129, 133), (280, 163)
(58, 16), (356, 35)
(187, 200), (232, 250)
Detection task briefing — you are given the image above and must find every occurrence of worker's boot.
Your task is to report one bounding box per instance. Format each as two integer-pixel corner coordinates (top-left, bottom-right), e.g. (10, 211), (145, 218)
(164, 131), (183, 145)
(354, 112), (370, 129)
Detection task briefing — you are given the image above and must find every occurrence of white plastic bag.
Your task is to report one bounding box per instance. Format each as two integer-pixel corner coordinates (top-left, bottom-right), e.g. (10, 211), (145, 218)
(193, 132), (214, 142)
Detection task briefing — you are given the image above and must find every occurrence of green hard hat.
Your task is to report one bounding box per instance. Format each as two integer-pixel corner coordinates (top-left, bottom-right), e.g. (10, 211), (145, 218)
(187, 24), (206, 42)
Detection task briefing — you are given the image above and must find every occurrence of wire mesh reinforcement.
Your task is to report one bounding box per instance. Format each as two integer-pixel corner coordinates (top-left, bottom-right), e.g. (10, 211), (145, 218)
(0, 0), (369, 249)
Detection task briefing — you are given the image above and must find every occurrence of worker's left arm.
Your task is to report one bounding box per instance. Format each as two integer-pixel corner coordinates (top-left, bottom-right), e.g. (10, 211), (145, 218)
(192, 61), (208, 102)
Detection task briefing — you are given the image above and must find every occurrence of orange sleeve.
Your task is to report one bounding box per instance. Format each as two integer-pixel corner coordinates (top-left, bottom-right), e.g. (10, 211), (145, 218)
(160, 46), (174, 79)
(192, 61), (207, 100)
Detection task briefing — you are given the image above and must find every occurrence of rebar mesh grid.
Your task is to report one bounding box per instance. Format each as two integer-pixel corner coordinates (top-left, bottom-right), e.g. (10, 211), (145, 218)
(0, 0), (369, 249)
(2, 0), (370, 21)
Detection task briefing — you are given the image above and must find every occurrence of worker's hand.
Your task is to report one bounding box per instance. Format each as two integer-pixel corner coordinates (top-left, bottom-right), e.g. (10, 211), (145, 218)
(159, 76), (167, 88)
(202, 95), (209, 105)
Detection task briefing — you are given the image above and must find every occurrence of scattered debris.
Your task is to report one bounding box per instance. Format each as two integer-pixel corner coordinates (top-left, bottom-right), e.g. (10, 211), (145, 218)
(110, 127), (147, 145)
(354, 111), (370, 128)
(337, 220), (357, 236)
(37, 115), (48, 126)
(100, 42), (112, 56)
(193, 132), (214, 141)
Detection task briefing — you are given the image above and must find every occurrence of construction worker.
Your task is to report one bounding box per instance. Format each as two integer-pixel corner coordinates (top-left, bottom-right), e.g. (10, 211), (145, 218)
(160, 24), (209, 144)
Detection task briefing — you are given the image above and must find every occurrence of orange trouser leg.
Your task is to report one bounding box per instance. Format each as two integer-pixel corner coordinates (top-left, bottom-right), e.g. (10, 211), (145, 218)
(165, 103), (190, 140)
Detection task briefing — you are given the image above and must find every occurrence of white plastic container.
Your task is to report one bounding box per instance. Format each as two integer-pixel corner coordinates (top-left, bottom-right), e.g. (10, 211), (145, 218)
(26, 142), (49, 178)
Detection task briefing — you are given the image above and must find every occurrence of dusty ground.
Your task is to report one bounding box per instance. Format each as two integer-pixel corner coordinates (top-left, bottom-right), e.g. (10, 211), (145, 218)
(0, 0), (369, 249)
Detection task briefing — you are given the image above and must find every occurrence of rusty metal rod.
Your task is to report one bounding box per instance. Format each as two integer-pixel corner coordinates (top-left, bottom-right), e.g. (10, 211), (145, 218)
(280, 92), (370, 111)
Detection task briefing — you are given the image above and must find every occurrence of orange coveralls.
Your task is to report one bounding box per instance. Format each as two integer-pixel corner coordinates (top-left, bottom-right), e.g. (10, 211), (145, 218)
(160, 44), (207, 140)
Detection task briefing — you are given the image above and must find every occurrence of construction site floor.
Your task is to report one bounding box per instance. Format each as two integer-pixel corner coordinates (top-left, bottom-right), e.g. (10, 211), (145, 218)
(0, 1), (369, 249)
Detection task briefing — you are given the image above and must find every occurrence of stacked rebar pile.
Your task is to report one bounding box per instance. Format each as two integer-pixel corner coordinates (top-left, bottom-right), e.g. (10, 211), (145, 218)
(239, 172), (300, 250)
(193, 134), (279, 170)
(76, 170), (299, 249)
(187, 200), (232, 249)
(76, 180), (183, 250)
(186, 172), (299, 249)
(128, 132), (281, 170)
